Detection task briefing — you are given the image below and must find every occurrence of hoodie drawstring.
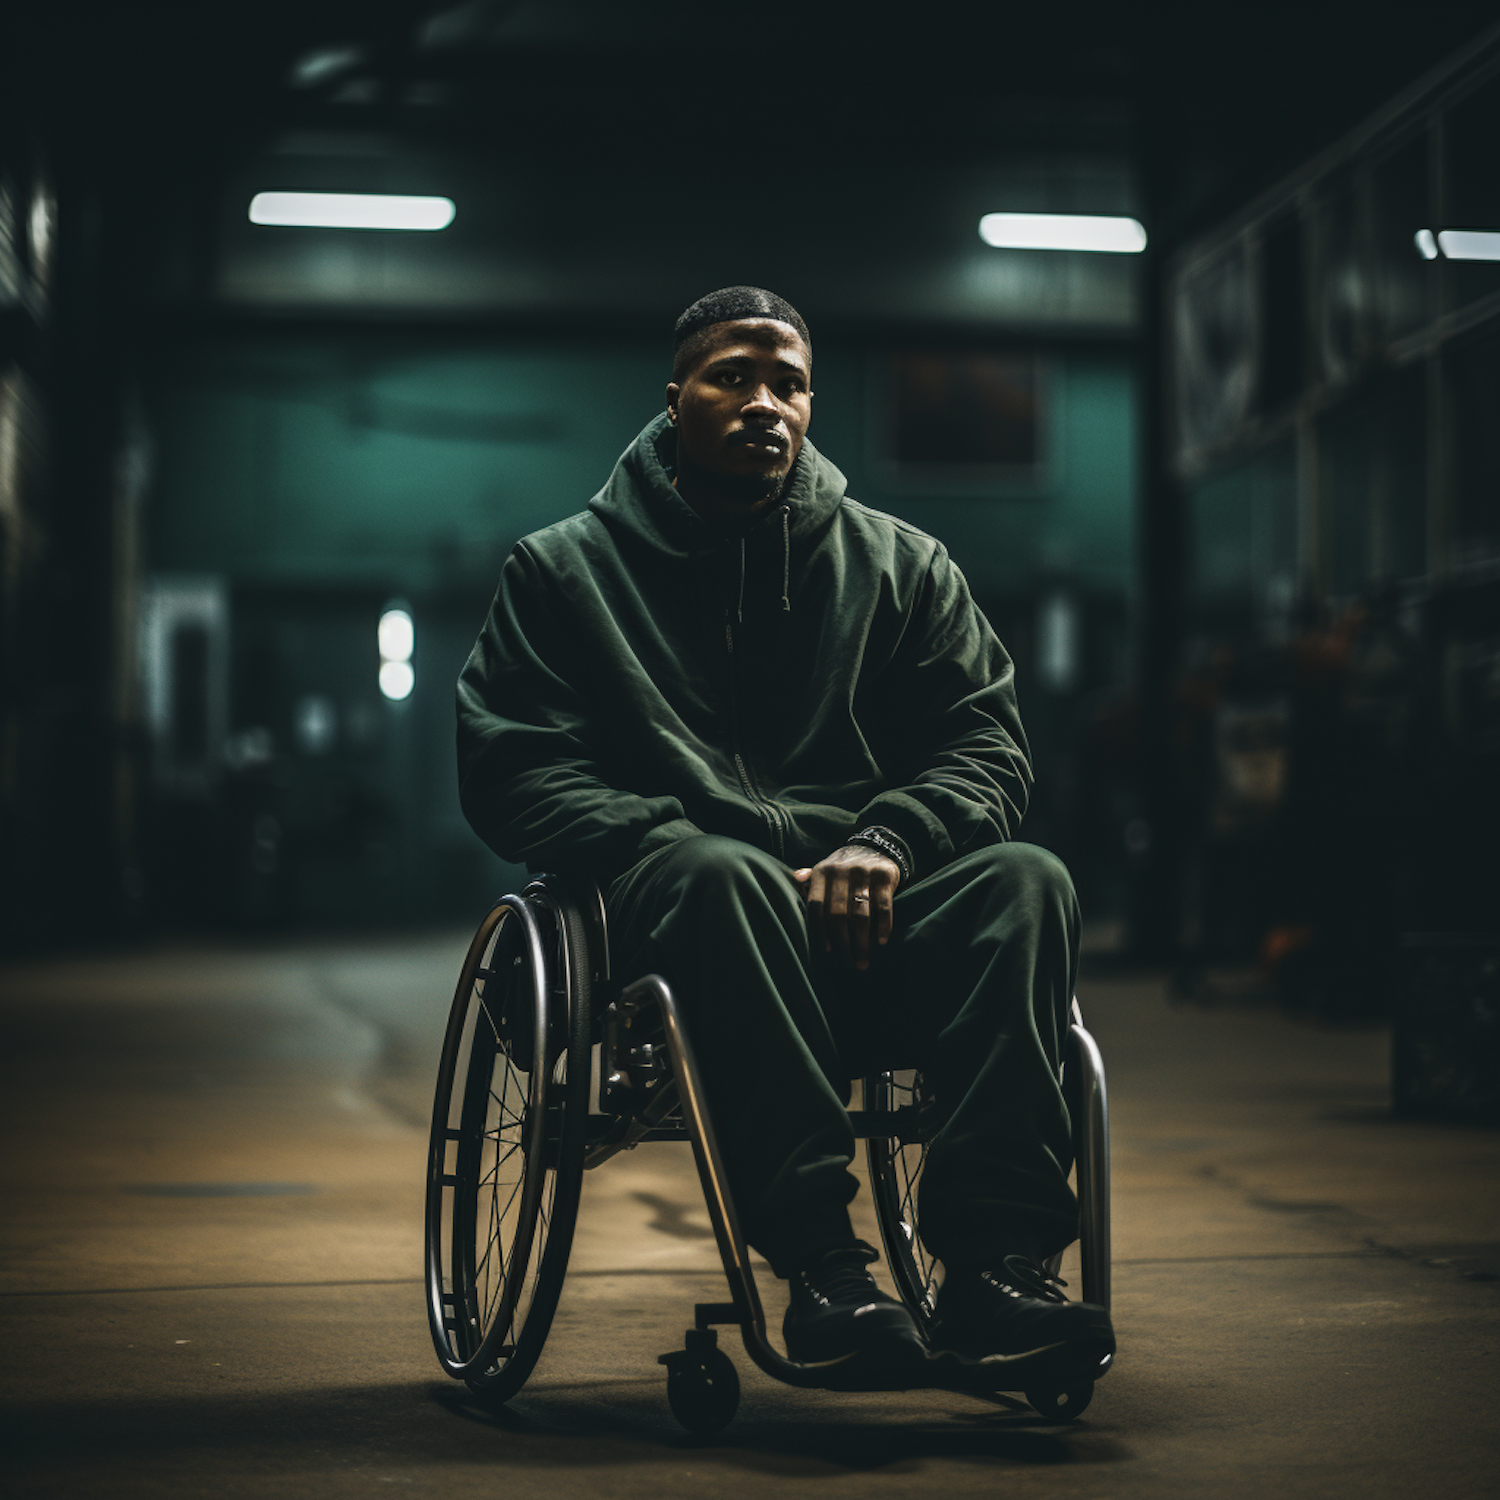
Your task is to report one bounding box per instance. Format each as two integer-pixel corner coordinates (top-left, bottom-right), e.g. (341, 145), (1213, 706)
(780, 505), (791, 613)
(730, 507), (791, 621)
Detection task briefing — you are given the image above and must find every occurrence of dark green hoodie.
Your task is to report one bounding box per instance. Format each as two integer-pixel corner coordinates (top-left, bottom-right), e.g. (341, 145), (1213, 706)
(457, 413), (1032, 887)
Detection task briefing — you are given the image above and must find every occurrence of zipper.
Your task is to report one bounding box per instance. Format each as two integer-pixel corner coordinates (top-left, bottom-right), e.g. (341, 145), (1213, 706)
(724, 607), (788, 860)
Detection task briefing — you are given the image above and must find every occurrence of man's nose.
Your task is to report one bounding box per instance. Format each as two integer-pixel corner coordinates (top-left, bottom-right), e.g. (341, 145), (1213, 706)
(742, 383), (779, 418)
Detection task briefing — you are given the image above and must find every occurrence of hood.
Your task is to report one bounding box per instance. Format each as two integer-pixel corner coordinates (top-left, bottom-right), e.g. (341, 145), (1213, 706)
(588, 412), (849, 572)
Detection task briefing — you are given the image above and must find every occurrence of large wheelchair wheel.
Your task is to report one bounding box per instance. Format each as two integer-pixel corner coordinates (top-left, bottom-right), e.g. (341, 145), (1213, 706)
(864, 1069), (940, 1334)
(425, 884), (592, 1402)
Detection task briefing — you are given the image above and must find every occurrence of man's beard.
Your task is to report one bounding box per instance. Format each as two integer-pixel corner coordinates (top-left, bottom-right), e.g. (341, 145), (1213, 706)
(719, 468), (788, 507)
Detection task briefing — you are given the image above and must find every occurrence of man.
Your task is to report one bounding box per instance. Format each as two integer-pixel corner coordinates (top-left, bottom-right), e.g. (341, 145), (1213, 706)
(457, 286), (1114, 1384)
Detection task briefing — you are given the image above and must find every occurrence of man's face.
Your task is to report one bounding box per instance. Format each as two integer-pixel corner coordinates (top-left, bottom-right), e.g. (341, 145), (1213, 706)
(666, 319), (812, 512)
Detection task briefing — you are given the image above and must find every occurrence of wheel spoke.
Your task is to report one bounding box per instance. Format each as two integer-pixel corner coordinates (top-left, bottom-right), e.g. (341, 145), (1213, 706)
(481, 1159), (505, 1291)
(468, 1039), (538, 1333)
(477, 997), (502, 1046)
(485, 1167), (528, 1269)
(481, 1155), (526, 1243)
(480, 1148), (521, 1178)
(490, 1080), (525, 1125)
(898, 1166), (918, 1222)
(475, 1141), (522, 1188)
(868, 1073), (940, 1318)
(474, 1171), (523, 1310)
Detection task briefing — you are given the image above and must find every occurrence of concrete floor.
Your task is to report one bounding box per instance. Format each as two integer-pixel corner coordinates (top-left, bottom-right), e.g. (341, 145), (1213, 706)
(2, 932), (1498, 1499)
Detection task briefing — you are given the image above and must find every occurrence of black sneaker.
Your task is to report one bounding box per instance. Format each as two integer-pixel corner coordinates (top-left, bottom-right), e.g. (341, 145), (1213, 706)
(783, 1241), (927, 1375)
(930, 1255), (1115, 1367)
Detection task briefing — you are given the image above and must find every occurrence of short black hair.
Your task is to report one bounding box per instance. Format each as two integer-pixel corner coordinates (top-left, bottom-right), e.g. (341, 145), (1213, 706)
(672, 286), (811, 381)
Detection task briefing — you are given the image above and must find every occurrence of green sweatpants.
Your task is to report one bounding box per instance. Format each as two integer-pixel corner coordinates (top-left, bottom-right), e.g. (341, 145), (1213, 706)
(606, 834), (1081, 1276)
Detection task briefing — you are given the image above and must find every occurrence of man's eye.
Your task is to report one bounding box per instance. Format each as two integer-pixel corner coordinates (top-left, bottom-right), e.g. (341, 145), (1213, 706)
(717, 370), (742, 385)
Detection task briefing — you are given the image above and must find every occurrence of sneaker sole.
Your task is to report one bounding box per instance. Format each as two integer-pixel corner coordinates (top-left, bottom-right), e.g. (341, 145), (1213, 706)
(928, 1308), (1115, 1363)
(783, 1328), (931, 1391)
(925, 1337), (1114, 1393)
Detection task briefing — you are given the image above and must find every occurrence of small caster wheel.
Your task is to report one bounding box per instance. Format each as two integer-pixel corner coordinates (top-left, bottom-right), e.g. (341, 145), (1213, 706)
(1026, 1384), (1093, 1421)
(660, 1328), (740, 1435)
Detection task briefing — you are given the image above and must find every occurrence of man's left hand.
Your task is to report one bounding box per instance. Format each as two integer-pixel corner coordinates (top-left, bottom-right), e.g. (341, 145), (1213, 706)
(792, 846), (902, 971)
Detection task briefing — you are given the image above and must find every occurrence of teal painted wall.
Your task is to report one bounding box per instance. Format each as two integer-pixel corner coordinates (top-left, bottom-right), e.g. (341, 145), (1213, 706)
(150, 339), (1136, 601)
(815, 350), (1137, 598)
(150, 343), (670, 595)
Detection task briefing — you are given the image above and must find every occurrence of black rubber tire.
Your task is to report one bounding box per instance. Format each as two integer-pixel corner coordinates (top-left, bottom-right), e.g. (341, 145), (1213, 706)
(665, 1347), (741, 1435)
(1026, 1384), (1094, 1421)
(424, 888), (591, 1402)
(864, 1069), (939, 1334)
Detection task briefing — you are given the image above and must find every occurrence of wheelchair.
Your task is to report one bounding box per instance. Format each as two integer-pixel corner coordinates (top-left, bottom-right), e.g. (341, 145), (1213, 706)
(424, 872), (1112, 1435)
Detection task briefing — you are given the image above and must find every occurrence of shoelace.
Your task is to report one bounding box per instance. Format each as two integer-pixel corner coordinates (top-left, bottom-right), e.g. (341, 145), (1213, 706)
(800, 1242), (880, 1304)
(982, 1254), (1069, 1304)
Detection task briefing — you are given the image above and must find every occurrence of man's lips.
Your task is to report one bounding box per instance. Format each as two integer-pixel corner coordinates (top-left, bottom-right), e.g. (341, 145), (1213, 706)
(729, 430), (788, 455)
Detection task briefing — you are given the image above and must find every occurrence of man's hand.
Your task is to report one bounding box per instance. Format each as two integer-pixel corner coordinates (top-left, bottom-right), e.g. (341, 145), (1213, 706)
(792, 845), (902, 971)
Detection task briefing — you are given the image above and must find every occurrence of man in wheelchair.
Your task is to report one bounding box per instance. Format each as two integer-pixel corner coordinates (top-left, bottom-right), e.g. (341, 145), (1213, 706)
(457, 286), (1115, 1386)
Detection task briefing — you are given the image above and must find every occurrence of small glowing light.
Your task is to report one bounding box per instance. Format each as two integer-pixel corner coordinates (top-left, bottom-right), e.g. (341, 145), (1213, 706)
(248, 192), (456, 231)
(378, 608), (414, 663)
(1437, 229), (1500, 262)
(294, 694), (337, 755)
(288, 45), (365, 89)
(1414, 229), (1439, 260)
(979, 213), (1147, 254)
(379, 661), (415, 701)
(1036, 591), (1081, 693)
(378, 606), (414, 700)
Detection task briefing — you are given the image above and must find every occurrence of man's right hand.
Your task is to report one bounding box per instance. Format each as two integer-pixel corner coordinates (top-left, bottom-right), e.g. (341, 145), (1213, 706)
(792, 845), (902, 972)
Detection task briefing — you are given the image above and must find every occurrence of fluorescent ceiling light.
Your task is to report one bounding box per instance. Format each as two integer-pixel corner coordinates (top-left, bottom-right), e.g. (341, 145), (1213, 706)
(979, 213), (1147, 253)
(1437, 229), (1500, 262)
(248, 192), (456, 231)
(1414, 229), (1439, 260)
(379, 661), (415, 701)
(378, 608), (415, 663)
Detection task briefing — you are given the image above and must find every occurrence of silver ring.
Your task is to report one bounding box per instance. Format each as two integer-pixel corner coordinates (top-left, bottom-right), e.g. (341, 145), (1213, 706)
(852, 892), (870, 904)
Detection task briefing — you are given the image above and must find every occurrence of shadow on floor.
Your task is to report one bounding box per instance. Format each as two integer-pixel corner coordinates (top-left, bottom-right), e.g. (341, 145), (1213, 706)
(630, 1190), (716, 1240)
(1, 1379), (1133, 1478)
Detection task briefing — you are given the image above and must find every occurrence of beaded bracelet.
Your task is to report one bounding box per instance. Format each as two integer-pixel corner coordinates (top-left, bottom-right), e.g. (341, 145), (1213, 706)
(844, 826), (914, 884)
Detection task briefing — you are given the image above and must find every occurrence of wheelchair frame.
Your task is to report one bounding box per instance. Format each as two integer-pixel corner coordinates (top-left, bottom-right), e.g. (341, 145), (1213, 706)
(425, 873), (1112, 1433)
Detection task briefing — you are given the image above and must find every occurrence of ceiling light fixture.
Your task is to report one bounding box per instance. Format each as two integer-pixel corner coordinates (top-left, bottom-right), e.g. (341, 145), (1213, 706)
(248, 192), (456, 231)
(979, 213), (1147, 254)
(1437, 229), (1500, 262)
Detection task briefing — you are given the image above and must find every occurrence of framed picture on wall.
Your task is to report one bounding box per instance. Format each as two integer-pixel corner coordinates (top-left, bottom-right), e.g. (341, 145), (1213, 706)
(870, 348), (1049, 490)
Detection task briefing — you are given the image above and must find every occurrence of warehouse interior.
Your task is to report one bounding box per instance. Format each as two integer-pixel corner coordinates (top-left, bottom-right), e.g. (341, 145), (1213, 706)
(2, 4), (1498, 1497)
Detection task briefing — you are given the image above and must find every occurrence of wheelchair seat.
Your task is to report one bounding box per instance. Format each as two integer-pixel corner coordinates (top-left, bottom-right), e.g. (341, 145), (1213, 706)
(425, 872), (1112, 1434)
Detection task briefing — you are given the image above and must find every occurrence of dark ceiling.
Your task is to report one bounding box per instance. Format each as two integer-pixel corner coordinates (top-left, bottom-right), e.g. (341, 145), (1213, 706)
(6, 0), (1499, 312)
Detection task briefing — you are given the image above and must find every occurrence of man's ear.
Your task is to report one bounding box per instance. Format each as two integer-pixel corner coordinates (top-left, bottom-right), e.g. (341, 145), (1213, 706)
(665, 382), (680, 422)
